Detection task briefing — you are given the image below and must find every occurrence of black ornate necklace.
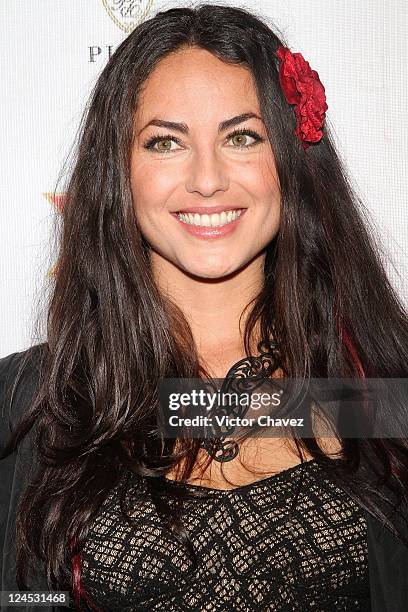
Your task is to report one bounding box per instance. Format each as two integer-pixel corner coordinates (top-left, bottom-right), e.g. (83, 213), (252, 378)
(199, 339), (283, 463)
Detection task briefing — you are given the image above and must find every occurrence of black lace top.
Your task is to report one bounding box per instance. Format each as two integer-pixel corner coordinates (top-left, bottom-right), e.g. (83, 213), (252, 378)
(80, 343), (370, 611)
(81, 459), (371, 611)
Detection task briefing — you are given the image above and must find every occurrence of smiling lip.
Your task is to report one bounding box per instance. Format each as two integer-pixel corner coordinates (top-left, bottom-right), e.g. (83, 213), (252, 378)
(174, 206), (247, 215)
(171, 209), (247, 240)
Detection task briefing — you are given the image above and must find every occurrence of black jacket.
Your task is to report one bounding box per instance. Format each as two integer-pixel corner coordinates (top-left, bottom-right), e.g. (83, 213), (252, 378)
(1, 346), (408, 612)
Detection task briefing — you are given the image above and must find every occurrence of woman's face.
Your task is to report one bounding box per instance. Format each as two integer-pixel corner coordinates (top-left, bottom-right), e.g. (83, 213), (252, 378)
(130, 46), (281, 279)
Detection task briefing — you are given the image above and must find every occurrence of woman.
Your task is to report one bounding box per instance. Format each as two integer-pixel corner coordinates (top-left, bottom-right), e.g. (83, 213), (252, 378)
(1, 4), (408, 611)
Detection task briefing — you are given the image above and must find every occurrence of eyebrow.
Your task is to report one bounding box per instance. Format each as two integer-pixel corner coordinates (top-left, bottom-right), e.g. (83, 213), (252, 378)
(138, 112), (263, 136)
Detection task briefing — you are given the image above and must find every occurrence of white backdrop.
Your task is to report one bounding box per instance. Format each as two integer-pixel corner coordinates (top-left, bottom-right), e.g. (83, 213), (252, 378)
(1, 0), (407, 357)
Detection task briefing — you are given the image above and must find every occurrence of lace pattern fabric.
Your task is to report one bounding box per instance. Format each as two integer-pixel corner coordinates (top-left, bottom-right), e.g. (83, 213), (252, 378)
(81, 459), (370, 611)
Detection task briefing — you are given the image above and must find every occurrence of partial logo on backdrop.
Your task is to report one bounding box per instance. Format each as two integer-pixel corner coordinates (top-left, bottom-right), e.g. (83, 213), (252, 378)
(43, 193), (65, 277)
(90, 1), (154, 62)
(101, 0), (154, 32)
(43, 192), (65, 214)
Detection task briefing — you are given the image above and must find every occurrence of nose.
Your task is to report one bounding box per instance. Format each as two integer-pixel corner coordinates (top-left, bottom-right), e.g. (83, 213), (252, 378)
(185, 148), (229, 197)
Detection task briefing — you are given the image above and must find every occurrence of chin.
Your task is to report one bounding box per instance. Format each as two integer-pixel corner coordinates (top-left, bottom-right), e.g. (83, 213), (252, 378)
(180, 260), (245, 280)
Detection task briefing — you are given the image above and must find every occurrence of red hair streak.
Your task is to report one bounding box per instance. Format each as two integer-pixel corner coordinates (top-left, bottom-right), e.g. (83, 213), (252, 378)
(70, 537), (102, 612)
(332, 304), (366, 378)
(333, 305), (370, 424)
(340, 325), (366, 378)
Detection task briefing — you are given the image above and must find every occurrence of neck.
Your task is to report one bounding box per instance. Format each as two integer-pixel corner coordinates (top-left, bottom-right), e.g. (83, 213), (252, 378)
(151, 251), (266, 360)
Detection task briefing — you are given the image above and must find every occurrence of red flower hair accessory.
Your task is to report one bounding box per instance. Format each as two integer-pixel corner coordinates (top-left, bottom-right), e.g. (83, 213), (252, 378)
(276, 45), (328, 149)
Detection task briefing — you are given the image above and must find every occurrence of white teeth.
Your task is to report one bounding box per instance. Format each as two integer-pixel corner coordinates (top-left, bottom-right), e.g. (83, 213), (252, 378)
(177, 209), (243, 227)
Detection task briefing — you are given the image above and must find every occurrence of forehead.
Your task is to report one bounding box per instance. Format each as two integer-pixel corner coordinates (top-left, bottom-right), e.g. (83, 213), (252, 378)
(135, 47), (260, 121)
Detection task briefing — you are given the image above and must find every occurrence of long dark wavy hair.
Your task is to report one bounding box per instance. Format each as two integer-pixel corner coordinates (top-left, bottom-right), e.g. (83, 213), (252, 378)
(2, 3), (408, 610)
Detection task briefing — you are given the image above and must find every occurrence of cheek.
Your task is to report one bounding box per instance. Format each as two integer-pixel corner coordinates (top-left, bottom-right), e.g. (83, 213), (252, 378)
(255, 177), (281, 244)
(130, 163), (178, 221)
(238, 154), (280, 197)
(259, 165), (280, 202)
(130, 170), (152, 207)
(258, 164), (281, 222)
(131, 156), (177, 192)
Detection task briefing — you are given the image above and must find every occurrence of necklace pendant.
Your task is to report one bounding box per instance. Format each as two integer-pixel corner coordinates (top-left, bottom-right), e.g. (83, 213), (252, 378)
(200, 339), (282, 462)
(200, 438), (240, 463)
